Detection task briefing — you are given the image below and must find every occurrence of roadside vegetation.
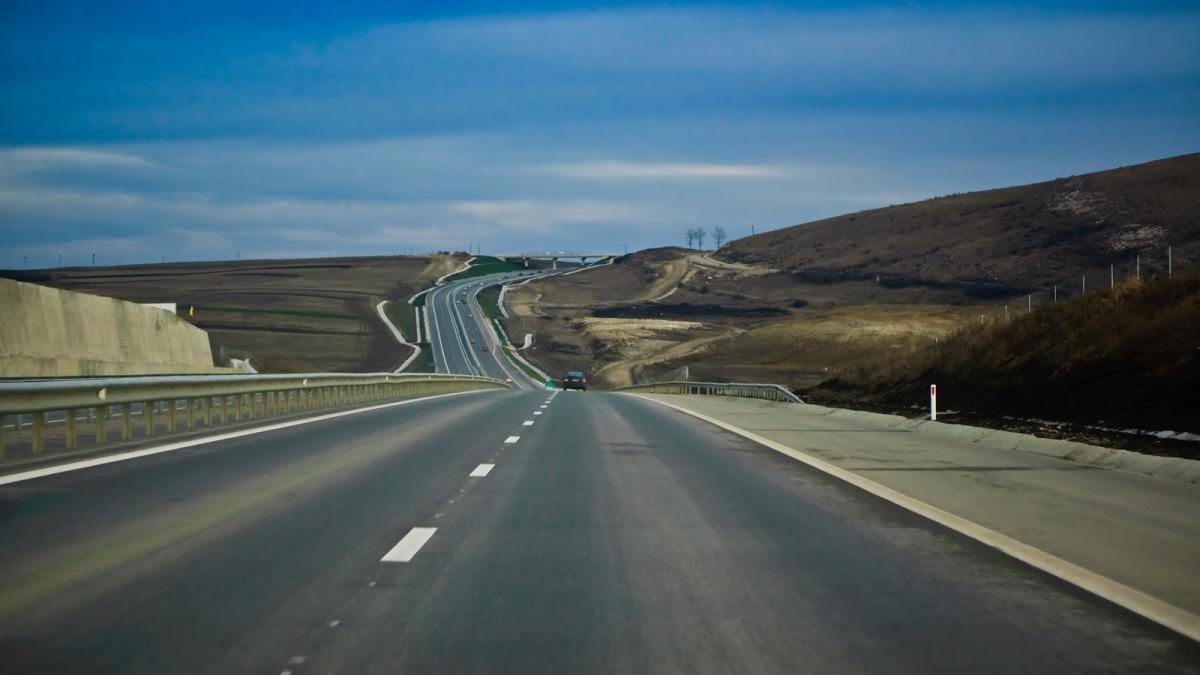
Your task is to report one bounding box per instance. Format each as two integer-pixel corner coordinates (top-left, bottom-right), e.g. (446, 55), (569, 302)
(383, 300), (419, 342)
(477, 286), (504, 320)
(812, 272), (1200, 438)
(444, 256), (525, 282)
(503, 346), (548, 384)
(401, 343), (436, 373)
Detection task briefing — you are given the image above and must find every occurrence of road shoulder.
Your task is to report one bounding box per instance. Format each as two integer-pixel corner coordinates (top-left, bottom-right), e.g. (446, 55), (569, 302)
(628, 393), (1200, 641)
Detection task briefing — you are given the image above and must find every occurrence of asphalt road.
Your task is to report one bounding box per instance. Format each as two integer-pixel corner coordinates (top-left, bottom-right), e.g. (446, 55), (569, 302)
(425, 270), (547, 387)
(1, 389), (1197, 674)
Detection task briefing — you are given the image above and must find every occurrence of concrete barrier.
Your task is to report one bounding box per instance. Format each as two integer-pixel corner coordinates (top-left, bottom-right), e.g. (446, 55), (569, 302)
(1, 278), (224, 376)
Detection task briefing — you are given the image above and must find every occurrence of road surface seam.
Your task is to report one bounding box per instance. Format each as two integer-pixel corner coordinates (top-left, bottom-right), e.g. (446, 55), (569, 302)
(625, 392), (1200, 643)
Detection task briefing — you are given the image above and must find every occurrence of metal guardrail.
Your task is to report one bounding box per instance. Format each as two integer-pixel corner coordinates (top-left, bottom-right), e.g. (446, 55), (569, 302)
(617, 380), (802, 403)
(0, 373), (509, 463)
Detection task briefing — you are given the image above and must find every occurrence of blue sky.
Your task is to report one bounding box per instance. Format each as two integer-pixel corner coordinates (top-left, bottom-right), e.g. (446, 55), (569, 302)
(1, 1), (1197, 267)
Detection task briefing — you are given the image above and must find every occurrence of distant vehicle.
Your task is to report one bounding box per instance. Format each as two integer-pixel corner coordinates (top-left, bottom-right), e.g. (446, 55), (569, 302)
(481, 345), (489, 352)
(561, 371), (587, 391)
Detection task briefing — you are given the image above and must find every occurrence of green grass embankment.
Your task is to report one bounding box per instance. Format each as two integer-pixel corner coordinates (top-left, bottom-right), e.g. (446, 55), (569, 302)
(382, 301), (419, 342)
(478, 286), (504, 320)
(402, 343), (436, 373)
(444, 256), (524, 282)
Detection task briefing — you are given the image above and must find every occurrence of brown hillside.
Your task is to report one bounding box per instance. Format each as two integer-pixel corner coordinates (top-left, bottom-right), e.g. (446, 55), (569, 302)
(720, 153), (1200, 294)
(2, 256), (461, 373)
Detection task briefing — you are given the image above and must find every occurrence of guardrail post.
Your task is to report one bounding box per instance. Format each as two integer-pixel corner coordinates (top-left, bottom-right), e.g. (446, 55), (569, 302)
(235, 395), (243, 421)
(0, 414), (6, 460)
(32, 411), (45, 453)
(202, 398), (212, 427)
(166, 400), (177, 433)
(66, 408), (78, 449)
(144, 401), (155, 436)
(95, 406), (108, 445)
(122, 403), (133, 439)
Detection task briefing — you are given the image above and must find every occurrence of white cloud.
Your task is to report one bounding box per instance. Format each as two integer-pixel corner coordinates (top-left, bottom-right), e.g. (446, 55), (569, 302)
(450, 199), (636, 231)
(542, 161), (783, 179)
(0, 147), (155, 169)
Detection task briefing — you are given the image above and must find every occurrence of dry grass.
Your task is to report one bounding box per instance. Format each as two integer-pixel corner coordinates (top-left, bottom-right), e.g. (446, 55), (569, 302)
(720, 152), (1200, 296)
(817, 272), (1200, 432)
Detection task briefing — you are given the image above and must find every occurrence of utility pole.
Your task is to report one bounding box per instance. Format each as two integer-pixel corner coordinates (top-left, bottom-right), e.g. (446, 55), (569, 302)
(1136, 254), (1140, 280)
(1110, 264), (1114, 289)
(1027, 294), (1031, 313)
(1053, 285), (1057, 303)
(1082, 275), (1086, 295)
(1168, 245), (1173, 277)
(23, 255), (28, 269)
(92, 253), (95, 267)
(57, 252), (62, 268)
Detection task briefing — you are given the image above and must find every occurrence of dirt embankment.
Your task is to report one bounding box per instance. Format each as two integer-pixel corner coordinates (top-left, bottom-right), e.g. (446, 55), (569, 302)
(501, 247), (979, 388)
(3, 255), (463, 373)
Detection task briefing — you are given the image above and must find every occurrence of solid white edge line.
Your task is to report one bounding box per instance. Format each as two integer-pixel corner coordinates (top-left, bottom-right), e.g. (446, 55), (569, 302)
(504, 436), (520, 444)
(470, 463), (495, 477)
(622, 392), (1200, 643)
(381, 527), (437, 562)
(0, 390), (497, 487)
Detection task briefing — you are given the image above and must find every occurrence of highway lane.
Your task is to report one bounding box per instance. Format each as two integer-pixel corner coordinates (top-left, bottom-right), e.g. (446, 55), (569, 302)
(426, 270), (547, 387)
(0, 389), (1196, 674)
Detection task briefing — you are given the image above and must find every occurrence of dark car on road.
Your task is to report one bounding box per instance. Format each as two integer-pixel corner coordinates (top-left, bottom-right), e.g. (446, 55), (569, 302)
(561, 371), (587, 391)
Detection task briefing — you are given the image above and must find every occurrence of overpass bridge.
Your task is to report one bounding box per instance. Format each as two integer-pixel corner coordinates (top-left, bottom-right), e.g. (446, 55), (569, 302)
(493, 251), (619, 269)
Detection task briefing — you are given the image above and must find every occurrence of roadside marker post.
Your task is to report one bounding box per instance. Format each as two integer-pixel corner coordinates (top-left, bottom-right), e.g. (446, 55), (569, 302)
(930, 384), (937, 421)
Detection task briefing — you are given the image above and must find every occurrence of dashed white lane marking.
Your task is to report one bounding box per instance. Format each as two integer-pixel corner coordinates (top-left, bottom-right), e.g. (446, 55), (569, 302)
(522, 420), (534, 426)
(381, 527), (437, 562)
(329, 619), (341, 627)
(534, 411), (542, 415)
(470, 463), (495, 477)
(504, 435), (521, 443)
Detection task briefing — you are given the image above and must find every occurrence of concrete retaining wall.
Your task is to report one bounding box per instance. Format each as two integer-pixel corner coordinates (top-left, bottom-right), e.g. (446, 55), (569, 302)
(0, 278), (223, 376)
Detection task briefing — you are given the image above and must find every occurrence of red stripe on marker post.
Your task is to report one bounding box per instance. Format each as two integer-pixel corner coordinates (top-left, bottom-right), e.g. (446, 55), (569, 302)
(930, 384), (938, 421)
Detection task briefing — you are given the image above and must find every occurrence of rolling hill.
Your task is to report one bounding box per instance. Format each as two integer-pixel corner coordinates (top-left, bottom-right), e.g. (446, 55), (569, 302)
(719, 153), (1200, 297)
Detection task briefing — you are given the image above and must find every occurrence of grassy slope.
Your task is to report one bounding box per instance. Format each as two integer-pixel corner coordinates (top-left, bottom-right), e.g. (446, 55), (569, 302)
(383, 301), (419, 343)
(443, 256), (525, 282)
(2, 256), (459, 373)
(720, 153), (1200, 294)
(813, 273), (1200, 434)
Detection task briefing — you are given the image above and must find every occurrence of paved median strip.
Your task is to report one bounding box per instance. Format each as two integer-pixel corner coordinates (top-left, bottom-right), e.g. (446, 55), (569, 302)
(381, 527), (437, 563)
(470, 463), (495, 477)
